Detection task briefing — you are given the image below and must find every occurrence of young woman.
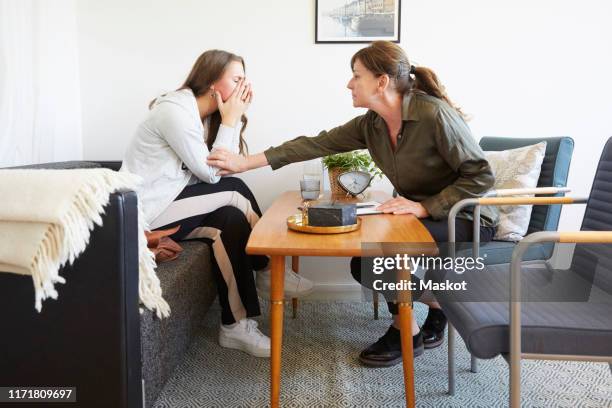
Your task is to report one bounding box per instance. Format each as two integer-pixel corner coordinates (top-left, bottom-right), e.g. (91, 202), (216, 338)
(207, 41), (498, 366)
(121, 50), (313, 358)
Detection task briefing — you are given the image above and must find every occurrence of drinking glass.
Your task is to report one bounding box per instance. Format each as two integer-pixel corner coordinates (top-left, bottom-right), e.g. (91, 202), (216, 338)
(302, 159), (323, 199)
(299, 179), (321, 225)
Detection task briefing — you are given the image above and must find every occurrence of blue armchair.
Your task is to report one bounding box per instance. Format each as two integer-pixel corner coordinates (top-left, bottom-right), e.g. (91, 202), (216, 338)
(372, 137), (574, 321)
(468, 136), (575, 265)
(447, 136), (574, 377)
(436, 136), (612, 406)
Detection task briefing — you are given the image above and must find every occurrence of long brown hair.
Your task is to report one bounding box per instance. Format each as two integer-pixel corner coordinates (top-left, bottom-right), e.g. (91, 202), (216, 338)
(150, 50), (249, 154)
(350, 41), (466, 119)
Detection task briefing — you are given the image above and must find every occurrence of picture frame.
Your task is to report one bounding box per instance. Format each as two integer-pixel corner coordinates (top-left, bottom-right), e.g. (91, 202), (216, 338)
(315, 0), (401, 44)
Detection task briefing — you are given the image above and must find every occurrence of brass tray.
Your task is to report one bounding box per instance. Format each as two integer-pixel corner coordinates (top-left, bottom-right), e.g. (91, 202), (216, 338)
(286, 214), (361, 234)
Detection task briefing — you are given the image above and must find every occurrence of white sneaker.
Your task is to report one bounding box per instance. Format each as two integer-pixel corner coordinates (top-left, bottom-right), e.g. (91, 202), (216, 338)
(256, 263), (315, 299)
(218, 318), (270, 358)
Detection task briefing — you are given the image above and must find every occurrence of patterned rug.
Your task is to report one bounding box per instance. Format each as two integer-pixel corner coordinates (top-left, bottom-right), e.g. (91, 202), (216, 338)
(153, 300), (611, 407)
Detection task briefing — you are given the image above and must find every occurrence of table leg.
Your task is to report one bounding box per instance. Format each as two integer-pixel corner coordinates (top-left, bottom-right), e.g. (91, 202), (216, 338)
(291, 256), (299, 319)
(398, 302), (416, 408)
(270, 255), (285, 408)
(397, 267), (415, 408)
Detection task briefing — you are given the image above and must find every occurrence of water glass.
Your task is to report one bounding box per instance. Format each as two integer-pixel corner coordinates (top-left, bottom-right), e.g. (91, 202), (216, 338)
(299, 179), (320, 225)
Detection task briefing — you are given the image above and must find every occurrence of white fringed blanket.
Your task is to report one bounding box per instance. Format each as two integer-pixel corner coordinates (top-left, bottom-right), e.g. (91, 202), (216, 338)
(0, 168), (170, 318)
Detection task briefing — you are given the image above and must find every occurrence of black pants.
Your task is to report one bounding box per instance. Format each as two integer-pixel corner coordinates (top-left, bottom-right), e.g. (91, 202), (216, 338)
(350, 217), (496, 315)
(153, 177), (268, 325)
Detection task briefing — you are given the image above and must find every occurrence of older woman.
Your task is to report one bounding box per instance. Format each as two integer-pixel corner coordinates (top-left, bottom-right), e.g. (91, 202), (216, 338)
(208, 41), (498, 366)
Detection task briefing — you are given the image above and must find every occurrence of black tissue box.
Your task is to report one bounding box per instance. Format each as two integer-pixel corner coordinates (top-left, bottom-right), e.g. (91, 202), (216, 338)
(307, 203), (357, 227)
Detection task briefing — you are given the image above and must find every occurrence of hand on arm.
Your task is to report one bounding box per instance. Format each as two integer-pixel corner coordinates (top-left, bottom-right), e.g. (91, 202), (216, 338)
(377, 196), (429, 218)
(207, 148), (269, 175)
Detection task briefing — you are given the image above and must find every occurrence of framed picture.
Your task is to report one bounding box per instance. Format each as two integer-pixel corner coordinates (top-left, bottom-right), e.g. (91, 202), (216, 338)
(315, 0), (401, 44)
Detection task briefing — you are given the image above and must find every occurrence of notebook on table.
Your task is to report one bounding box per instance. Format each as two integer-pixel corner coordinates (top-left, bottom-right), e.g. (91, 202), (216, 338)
(356, 201), (383, 215)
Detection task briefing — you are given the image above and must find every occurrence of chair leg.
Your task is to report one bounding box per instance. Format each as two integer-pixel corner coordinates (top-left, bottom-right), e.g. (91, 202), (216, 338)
(509, 355), (521, 408)
(609, 363), (612, 375)
(470, 355), (479, 373)
(448, 323), (456, 396)
(372, 291), (379, 320)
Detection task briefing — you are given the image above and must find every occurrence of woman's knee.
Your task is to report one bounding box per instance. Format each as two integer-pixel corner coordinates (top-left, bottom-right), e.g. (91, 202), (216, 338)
(214, 205), (246, 219)
(211, 206), (250, 234)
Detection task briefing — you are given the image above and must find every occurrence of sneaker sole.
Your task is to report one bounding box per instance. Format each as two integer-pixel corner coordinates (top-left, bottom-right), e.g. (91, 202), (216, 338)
(218, 335), (270, 358)
(358, 344), (425, 367)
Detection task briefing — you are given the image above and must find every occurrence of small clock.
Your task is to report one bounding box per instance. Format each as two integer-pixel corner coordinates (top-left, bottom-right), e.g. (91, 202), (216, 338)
(337, 170), (373, 196)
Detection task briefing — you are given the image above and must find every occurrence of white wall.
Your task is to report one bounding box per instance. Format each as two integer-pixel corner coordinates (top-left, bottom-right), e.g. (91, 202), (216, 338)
(0, 0), (82, 166)
(76, 0), (612, 290)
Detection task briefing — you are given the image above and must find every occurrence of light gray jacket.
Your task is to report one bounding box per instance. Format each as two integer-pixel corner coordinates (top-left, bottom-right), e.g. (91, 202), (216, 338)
(121, 89), (241, 225)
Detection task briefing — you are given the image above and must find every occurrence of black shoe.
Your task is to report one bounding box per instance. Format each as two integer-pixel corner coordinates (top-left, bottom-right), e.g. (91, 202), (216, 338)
(358, 325), (425, 367)
(422, 308), (447, 349)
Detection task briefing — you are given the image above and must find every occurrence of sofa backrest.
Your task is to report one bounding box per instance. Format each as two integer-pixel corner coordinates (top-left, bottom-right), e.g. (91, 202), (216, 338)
(5, 160), (125, 172)
(6, 161), (102, 170)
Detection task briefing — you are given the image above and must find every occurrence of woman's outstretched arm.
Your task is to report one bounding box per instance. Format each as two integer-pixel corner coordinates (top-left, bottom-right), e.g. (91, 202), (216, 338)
(207, 113), (370, 175)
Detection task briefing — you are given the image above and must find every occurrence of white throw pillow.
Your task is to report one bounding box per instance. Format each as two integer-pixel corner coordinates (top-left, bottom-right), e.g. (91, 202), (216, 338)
(485, 142), (547, 241)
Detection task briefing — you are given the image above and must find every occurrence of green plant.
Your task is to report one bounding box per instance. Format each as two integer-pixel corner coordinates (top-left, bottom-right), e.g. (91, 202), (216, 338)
(322, 150), (383, 179)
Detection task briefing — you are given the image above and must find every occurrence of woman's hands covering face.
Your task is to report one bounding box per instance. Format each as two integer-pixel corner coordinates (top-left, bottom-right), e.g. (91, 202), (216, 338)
(214, 78), (253, 127)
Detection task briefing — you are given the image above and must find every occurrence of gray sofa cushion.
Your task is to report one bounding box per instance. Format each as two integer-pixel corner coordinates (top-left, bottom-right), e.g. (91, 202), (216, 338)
(432, 262), (612, 359)
(140, 241), (217, 408)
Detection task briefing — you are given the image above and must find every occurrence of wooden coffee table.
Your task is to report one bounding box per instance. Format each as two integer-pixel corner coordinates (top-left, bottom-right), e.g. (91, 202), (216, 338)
(246, 191), (436, 408)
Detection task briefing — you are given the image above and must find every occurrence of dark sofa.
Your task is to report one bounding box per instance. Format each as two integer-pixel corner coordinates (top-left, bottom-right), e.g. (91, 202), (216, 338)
(0, 161), (217, 408)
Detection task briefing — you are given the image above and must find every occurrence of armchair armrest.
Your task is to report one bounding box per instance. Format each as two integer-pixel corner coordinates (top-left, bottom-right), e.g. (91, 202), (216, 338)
(448, 194), (587, 242)
(511, 230), (612, 247)
(487, 186), (571, 197)
(447, 196), (588, 259)
(558, 231), (612, 243)
(478, 196), (586, 206)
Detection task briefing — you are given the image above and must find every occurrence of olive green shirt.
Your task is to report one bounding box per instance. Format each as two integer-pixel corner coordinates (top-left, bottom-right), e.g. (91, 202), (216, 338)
(264, 92), (499, 227)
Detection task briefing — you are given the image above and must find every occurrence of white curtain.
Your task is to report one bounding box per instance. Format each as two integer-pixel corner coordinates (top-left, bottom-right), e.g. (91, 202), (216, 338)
(0, 0), (82, 167)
